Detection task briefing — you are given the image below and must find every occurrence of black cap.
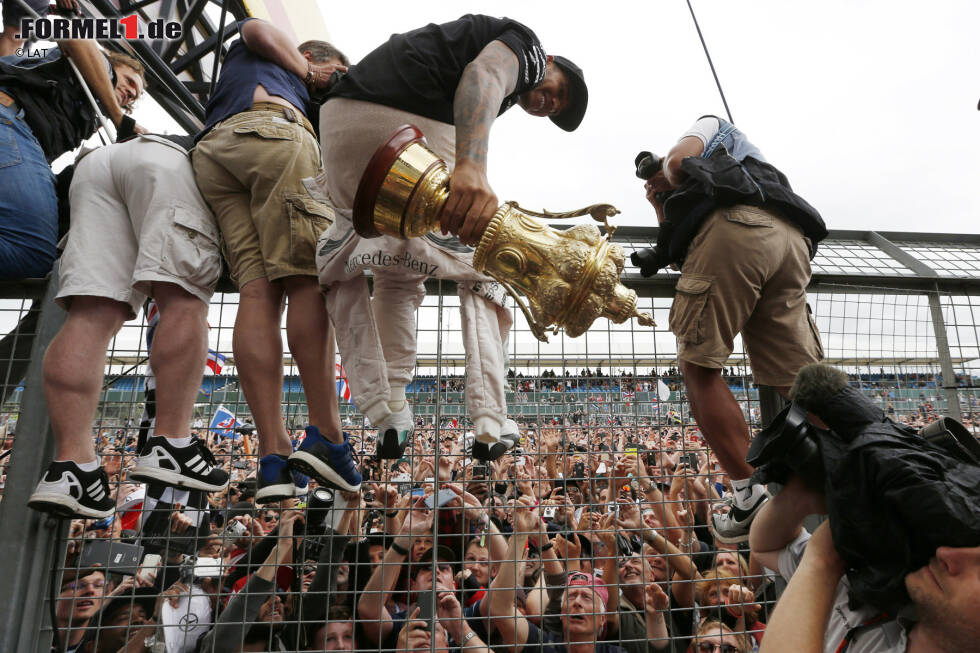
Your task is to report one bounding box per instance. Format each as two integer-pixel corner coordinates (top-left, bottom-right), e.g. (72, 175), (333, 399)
(550, 55), (588, 132)
(414, 544), (455, 571)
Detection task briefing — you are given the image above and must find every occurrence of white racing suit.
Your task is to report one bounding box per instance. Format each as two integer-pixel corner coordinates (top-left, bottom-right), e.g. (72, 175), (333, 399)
(315, 98), (512, 441)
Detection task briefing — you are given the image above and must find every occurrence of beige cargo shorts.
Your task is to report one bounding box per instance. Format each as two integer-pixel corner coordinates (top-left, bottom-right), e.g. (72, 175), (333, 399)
(668, 204), (824, 387)
(191, 103), (333, 287)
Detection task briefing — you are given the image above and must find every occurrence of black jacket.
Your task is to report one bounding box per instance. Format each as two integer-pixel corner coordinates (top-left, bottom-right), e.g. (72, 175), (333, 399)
(0, 50), (100, 162)
(640, 148), (827, 275)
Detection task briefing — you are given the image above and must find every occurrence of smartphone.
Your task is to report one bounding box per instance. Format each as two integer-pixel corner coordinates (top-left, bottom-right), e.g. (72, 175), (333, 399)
(679, 452), (699, 469)
(193, 556), (223, 580)
(416, 589), (436, 631)
(424, 488), (456, 509)
(410, 488), (425, 498)
(137, 553), (162, 582)
(542, 506), (557, 518)
(517, 456), (527, 467)
(472, 464), (488, 479)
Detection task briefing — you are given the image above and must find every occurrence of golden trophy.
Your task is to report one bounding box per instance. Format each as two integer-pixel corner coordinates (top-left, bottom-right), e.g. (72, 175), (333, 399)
(352, 124), (655, 342)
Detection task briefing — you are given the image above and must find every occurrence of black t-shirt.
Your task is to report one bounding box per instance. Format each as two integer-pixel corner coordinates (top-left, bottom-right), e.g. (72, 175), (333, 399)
(328, 13), (546, 124)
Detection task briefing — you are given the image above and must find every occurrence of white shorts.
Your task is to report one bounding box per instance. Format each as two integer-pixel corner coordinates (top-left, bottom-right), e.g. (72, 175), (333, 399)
(58, 136), (221, 317)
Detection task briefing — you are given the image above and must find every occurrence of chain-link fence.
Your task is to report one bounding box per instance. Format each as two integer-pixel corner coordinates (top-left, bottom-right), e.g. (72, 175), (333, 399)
(1, 230), (979, 653)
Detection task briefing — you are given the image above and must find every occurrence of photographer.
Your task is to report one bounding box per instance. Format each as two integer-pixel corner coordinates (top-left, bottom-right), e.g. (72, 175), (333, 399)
(633, 115), (827, 544)
(751, 477), (980, 653)
(196, 507), (306, 652)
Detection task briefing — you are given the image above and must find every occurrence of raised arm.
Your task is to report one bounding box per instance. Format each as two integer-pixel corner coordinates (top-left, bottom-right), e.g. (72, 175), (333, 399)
(357, 496), (433, 644)
(488, 496), (537, 651)
(239, 18), (346, 85)
(57, 40), (131, 129)
(759, 521), (843, 653)
(441, 40), (520, 246)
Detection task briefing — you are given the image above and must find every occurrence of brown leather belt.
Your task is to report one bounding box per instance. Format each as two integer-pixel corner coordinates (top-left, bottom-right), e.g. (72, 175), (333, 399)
(0, 90), (17, 108)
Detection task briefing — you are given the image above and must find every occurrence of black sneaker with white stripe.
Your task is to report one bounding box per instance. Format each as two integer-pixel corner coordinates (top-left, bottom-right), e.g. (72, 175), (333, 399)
(28, 461), (115, 519)
(129, 436), (229, 492)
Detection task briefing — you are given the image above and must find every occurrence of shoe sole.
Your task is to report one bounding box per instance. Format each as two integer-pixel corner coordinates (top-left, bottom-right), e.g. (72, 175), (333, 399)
(255, 483), (296, 505)
(709, 494), (770, 545)
(377, 428), (407, 459)
(287, 451), (361, 492)
(129, 466), (229, 492)
(28, 493), (113, 519)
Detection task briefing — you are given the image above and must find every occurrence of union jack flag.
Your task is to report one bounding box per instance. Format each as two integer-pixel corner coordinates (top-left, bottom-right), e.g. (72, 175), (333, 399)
(336, 362), (351, 401)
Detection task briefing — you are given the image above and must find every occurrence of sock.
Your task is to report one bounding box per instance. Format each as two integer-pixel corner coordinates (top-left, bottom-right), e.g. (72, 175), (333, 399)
(72, 458), (101, 472)
(388, 386), (407, 413)
(164, 435), (194, 448)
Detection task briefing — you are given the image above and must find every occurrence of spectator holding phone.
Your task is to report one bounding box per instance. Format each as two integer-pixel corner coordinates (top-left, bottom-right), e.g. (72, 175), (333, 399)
(196, 508), (305, 652)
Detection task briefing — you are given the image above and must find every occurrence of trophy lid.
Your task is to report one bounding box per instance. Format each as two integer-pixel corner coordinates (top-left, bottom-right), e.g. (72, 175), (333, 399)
(352, 124), (426, 238)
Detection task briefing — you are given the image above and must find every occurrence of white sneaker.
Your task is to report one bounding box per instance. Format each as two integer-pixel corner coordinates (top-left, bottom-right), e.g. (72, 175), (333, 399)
(710, 485), (770, 544)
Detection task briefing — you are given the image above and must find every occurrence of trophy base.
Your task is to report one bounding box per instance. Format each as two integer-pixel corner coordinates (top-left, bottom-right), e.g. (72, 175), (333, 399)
(352, 124), (426, 239)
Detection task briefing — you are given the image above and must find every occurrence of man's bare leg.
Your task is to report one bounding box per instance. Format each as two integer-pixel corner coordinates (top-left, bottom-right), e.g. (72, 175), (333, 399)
(680, 360), (754, 480)
(282, 275), (341, 442)
(234, 276), (290, 457)
(149, 282), (208, 438)
(44, 297), (129, 462)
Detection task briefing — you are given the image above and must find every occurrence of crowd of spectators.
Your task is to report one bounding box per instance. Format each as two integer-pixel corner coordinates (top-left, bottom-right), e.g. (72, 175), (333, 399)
(0, 382), (972, 653)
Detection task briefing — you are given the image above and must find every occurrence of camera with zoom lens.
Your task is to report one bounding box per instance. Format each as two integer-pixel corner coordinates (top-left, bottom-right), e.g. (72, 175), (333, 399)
(634, 150), (671, 204)
(298, 486), (335, 538)
(634, 151), (663, 180)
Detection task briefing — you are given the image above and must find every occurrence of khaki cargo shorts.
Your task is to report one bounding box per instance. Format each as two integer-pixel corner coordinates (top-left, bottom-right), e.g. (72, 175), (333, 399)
(58, 137), (220, 318)
(191, 103), (333, 287)
(669, 205), (823, 387)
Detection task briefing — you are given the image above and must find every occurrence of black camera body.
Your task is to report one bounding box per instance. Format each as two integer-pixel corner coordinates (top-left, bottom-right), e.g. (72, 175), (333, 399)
(634, 151), (663, 180)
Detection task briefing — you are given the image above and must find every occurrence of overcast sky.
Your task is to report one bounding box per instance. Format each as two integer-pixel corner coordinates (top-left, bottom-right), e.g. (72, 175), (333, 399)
(298, 0), (978, 235)
(21, 1), (975, 375)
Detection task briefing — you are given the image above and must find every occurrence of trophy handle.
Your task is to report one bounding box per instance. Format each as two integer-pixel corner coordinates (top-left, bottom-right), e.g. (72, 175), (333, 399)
(508, 202), (621, 236)
(483, 272), (551, 343)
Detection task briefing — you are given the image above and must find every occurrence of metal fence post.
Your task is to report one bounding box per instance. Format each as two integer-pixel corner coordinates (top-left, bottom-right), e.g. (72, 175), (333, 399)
(927, 287), (963, 421)
(0, 265), (70, 653)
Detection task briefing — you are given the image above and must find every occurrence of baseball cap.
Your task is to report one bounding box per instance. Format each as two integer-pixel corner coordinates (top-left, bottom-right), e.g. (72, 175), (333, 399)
(413, 544), (456, 575)
(567, 571), (609, 608)
(550, 55), (588, 132)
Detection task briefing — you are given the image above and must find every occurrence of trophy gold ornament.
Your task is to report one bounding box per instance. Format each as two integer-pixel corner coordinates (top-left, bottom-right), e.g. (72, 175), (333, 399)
(352, 124), (655, 342)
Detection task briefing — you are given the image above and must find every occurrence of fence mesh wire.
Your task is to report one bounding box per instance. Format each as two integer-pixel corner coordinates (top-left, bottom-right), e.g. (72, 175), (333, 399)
(1, 277), (979, 653)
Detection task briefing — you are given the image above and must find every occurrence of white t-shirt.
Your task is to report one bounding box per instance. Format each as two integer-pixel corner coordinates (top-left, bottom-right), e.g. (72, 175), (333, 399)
(778, 531), (910, 653)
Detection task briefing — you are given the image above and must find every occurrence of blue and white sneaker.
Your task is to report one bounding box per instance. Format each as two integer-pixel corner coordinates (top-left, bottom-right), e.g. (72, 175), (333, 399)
(256, 454), (294, 504)
(287, 427), (362, 492)
(291, 467), (309, 497)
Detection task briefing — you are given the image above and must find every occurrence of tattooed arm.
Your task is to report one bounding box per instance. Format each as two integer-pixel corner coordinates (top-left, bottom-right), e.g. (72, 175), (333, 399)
(440, 40), (520, 246)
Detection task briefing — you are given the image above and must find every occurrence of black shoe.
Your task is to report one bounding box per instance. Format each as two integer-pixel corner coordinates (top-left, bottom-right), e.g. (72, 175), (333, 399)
(28, 461), (115, 519)
(471, 419), (520, 462)
(375, 406), (414, 459)
(130, 436), (230, 492)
